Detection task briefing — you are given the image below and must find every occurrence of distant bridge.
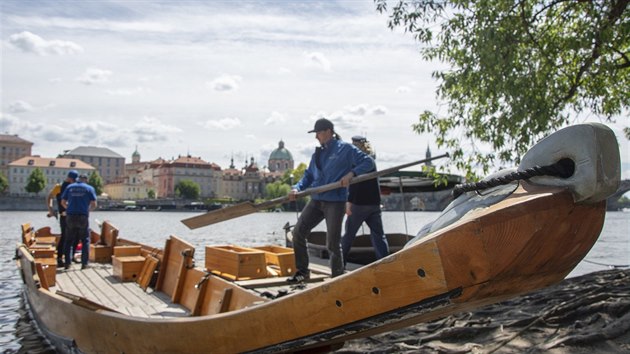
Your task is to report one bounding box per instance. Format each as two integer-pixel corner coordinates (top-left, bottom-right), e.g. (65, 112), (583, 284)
(607, 179), (630, 211)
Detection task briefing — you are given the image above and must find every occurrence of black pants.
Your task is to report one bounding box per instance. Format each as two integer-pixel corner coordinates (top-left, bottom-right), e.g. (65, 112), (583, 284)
(64, 214), (88, 267)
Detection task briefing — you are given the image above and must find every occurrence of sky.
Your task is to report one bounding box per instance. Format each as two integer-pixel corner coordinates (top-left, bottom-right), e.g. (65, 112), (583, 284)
(1, 0), (628, 179)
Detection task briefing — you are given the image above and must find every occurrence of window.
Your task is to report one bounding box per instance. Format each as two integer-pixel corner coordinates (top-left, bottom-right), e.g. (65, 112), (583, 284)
(49, 161), (55, 166)
(27, 159), (34, 165)
(70, 161), (76, 167)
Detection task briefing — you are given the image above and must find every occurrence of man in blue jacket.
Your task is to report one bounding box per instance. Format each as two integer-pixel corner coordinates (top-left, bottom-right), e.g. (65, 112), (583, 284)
(288, 118), (375, 282)
(61, 174), (97, 270)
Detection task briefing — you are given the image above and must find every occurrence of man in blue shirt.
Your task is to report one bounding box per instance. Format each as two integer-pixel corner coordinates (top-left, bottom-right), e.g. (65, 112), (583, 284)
(61, 174), (97, 270)
(288, 118), (375, 281)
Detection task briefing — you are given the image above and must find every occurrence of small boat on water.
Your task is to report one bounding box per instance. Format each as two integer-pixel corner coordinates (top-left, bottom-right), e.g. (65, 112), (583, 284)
(284, 224), (412, 265)
(15, 123), (620, 353)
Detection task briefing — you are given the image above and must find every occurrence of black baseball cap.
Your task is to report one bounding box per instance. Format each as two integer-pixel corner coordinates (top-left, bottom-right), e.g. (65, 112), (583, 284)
(308, 118), (334, 133)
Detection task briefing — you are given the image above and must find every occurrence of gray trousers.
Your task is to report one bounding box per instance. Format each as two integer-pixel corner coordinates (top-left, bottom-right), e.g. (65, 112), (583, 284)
(292, 200), (345, 277)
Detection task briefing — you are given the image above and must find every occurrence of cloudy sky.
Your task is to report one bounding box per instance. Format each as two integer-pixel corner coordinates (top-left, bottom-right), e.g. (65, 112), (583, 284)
(1, 0), (628, 179)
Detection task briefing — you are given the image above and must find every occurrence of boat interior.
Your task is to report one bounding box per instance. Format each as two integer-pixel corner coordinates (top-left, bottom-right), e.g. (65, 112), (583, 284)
(20, 221), (353, 319)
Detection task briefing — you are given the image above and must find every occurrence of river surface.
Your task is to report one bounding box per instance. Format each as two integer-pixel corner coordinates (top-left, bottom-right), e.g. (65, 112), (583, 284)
(0, 210), (628, 352)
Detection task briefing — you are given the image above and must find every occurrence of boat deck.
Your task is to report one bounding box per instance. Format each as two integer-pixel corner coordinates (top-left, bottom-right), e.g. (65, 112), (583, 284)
(51, 258), (361, 319)
(53, 263), (190, 318)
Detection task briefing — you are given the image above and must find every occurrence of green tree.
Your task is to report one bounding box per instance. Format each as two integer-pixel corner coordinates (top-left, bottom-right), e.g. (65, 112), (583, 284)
(25, 168), (46, 194)
(265, 180), (291, 199)
(0, 173), (8, 193)
(88, 171), (104, 196)
(282, 163), (308, 185)
(175, 180), (200, 200)
(376, 0), (629, 179)
(147, 189), (156, 199)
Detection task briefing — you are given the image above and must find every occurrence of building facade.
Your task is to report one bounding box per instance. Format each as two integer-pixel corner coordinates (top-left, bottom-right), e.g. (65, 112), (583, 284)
(0, 134), (33, 176)
(152, 155), (222, 198)
(64, 146), (125, 184)
(8, 156), (95, 196)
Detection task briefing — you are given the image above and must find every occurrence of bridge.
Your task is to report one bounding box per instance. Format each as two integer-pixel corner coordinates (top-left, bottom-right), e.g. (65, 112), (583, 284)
(607, 179), (630, 211)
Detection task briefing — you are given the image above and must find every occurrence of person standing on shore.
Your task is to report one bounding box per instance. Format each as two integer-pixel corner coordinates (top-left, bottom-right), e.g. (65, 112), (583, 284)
(287, 118), (374, 282)
(46, 170), (78, 267)
(61, 173), (97, 270)
(341, 136), (389, 264)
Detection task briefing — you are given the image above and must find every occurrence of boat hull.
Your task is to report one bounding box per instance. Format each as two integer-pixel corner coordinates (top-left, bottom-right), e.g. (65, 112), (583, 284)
(16, 181), (606, 353)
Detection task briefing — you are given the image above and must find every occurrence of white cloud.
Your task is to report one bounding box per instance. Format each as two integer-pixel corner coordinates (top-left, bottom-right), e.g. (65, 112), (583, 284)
(207, 74), (242, 92)
(264, 111), (287, 126)
(303, 52), (331, 72)
(396, 86), (411, 93)
(77, 68), (113, 85)
(7, 100), (34, 114)
(203, 118), (242, 130)
(346, 104), (368, 116)
(132, 117), (182, 143)
(105, 87), (147, 96)
(371, 105), (388, 115)
(345, 104), (388, 116)
(7, 31), (83, 56)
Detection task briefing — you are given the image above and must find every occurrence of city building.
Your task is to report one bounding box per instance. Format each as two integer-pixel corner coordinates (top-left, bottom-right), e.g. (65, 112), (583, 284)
(63, 146), (125, 183)
(152, 155), (222, 198)
(268, 140), (294, 173)
(103, 147), (154, 200)
(220, 157), (245, 200)
(0, 134), (33, 176)
(7, 156), (94, 196)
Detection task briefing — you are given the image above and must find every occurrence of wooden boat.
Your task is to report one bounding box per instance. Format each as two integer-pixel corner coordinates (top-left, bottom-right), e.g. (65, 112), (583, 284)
(15, 123), (620, 353)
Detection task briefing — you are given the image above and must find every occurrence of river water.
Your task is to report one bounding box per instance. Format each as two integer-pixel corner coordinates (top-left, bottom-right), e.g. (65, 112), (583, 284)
(0, 210), (628, 352)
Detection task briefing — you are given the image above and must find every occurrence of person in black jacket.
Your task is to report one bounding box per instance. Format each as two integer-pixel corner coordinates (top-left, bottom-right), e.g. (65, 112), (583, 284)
(46, 170), (78, 267)
(341, 136), (389, 264)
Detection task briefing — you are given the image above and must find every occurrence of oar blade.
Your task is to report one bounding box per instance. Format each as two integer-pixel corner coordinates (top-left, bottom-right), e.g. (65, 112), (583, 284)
(181, 202), (259, 229)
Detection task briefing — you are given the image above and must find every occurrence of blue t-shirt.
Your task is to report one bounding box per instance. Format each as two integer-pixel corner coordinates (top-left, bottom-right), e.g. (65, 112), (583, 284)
(61, 182), (97, 215)
(294, 139), (374, 202)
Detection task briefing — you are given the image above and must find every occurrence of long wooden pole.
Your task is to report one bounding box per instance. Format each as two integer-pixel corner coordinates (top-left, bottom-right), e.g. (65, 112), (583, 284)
(181, 153), (449, 229)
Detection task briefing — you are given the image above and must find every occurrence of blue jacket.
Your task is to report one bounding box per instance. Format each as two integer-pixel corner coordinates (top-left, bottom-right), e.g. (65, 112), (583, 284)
(61, 181), (97, 215)
(294, 139), (375, 202)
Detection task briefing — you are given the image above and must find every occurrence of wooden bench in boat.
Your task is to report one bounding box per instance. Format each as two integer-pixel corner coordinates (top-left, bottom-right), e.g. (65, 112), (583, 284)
(89, 221), (119, 263)
(112, 245), (146, 282)
(21, 223), (58, 249)
(21, 223), (58, 286)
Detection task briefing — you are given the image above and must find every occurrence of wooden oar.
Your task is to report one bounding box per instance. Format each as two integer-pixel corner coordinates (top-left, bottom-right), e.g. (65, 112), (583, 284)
(181, 153), (449, 229)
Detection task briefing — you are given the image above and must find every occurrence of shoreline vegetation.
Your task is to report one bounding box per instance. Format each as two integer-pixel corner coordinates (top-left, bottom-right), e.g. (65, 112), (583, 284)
(339, 269), (630, 353)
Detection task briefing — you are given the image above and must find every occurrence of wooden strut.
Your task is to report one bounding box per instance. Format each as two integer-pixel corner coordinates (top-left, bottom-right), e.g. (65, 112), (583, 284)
(181, 153), (450, 229)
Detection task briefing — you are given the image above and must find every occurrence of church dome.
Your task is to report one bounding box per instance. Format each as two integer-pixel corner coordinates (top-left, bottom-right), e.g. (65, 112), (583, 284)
(268, 140), (294, 172)
(269, 141), (293, 161)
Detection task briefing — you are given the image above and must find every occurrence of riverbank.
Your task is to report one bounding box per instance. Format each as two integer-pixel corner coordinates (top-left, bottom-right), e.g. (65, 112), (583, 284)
(339, 268), (630, 353)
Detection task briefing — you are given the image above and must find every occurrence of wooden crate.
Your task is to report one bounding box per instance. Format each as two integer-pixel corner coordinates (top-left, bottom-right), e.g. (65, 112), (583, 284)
(253, 246), (295, 276)
(113, 245), (141, 257)
(112, 255), (146, 282)
(205, 245), (267, 280)
(30, 248), (56, 259)
(36, 258), (57, 287)
(90, 244), (113, 263)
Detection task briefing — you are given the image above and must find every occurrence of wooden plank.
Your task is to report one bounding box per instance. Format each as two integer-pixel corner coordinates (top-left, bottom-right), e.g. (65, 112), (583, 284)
(54, 271), (82, 296)
(172, 249), (193, 303)
(35, 263), (49, 290)
(56, 291), (120, 313)
(137, 255), (159, 291)
(192, 275), (209, 316)
(71, 268), (120, 310)
(92, 266), (165, 313)
(155, 238), (171, 291)
(217, 288), (233, 314)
